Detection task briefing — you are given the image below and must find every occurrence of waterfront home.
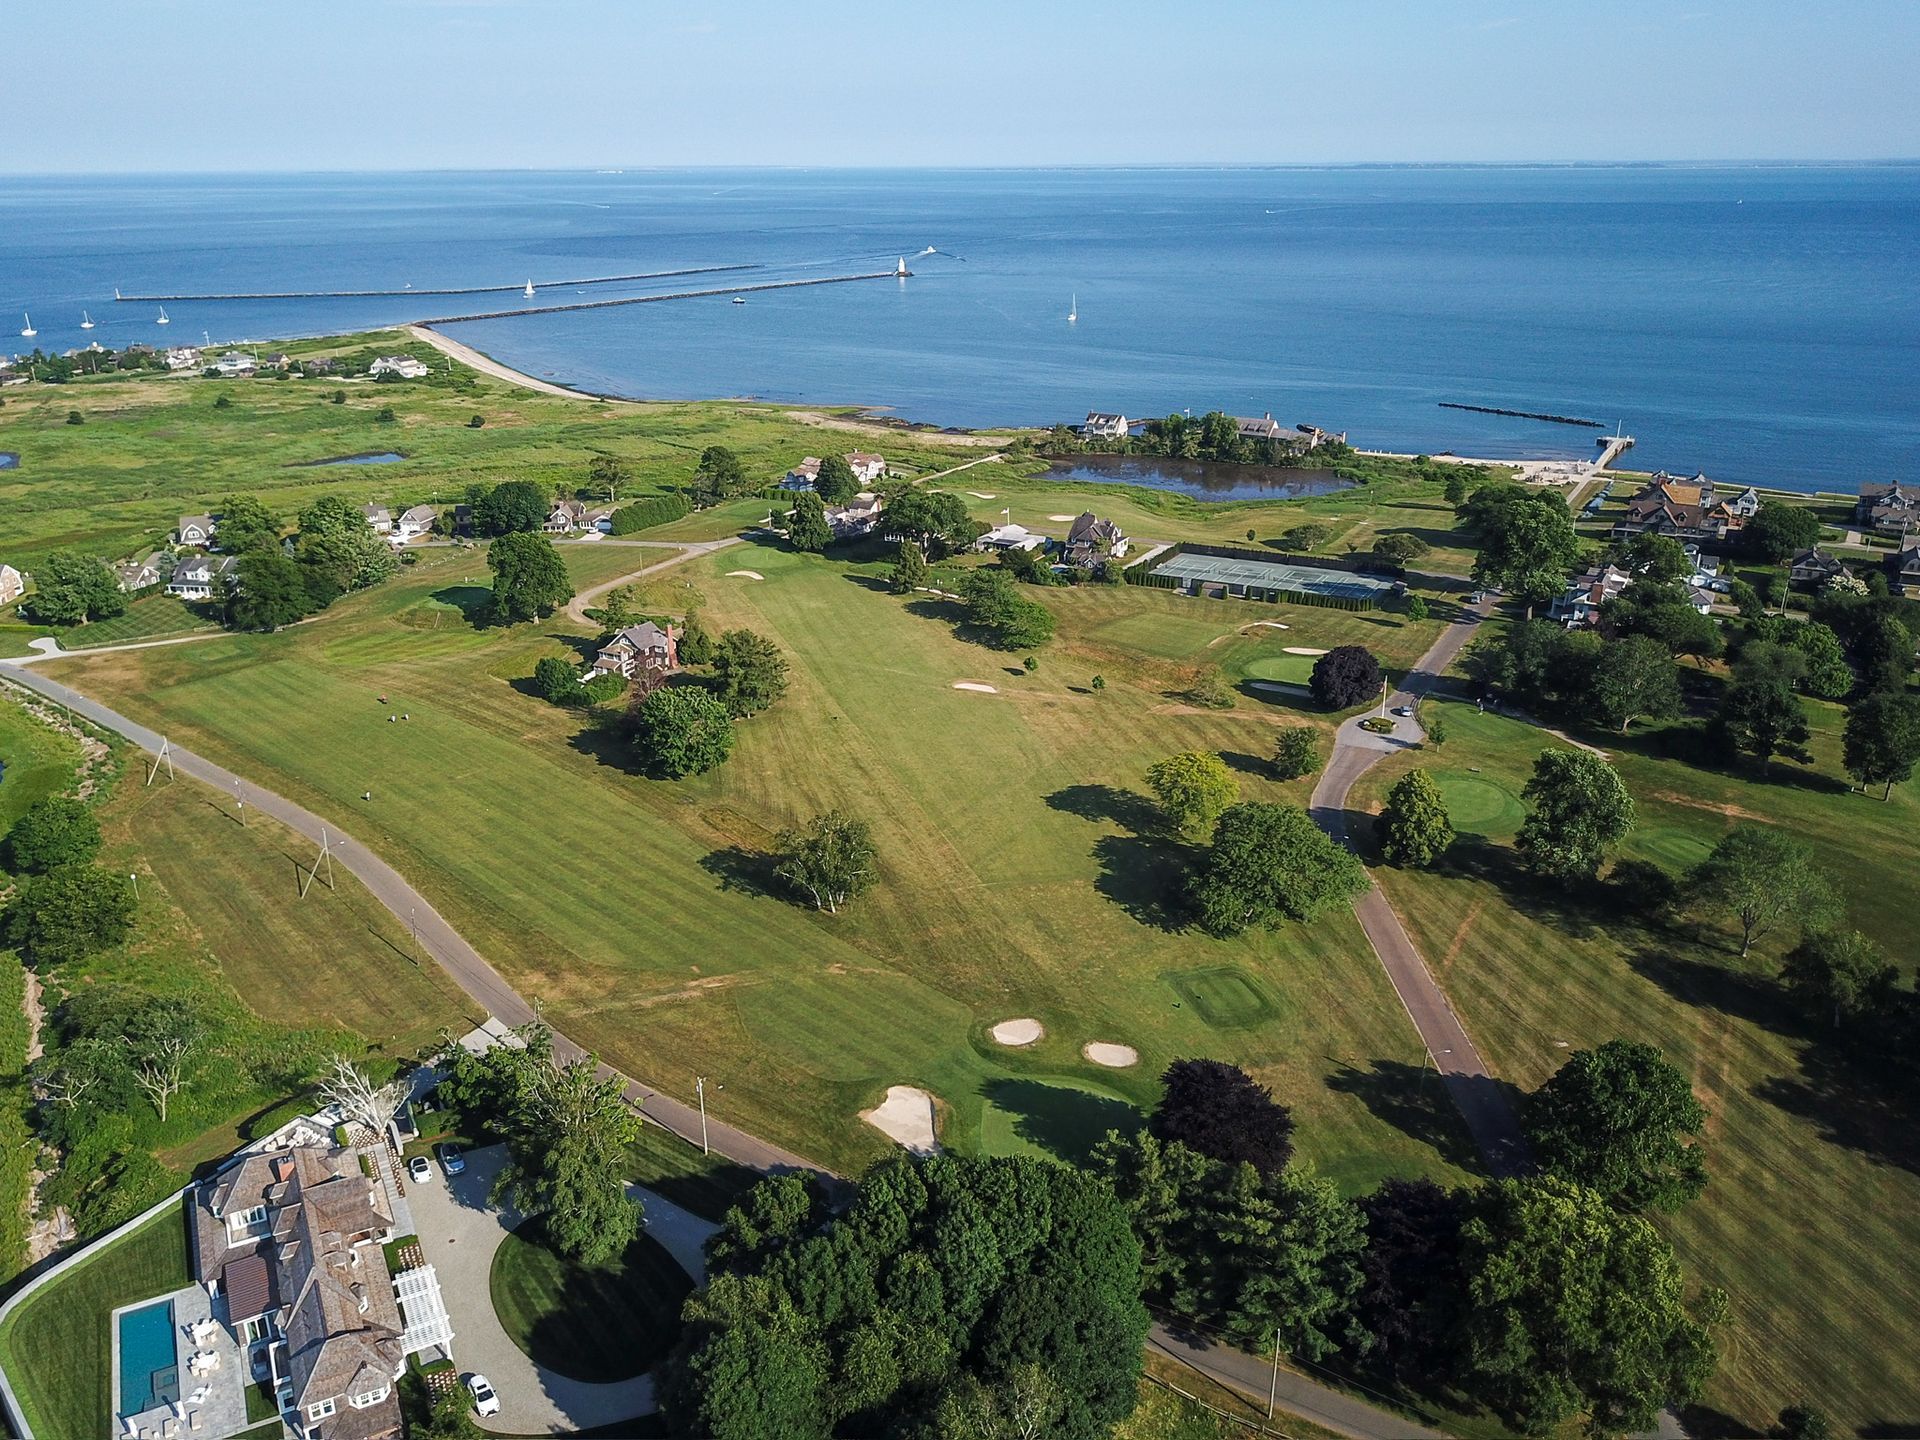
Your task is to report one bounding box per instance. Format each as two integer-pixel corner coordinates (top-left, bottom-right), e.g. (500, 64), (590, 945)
(1234, 413), (1288, 444)
(360, 504), (393, 534)
(587, 621), (678, 684)
(263, 352), (292, 370)
(826, 491), (885, 540)
(114, 553), (164, 592)
(393, 504), (437, 540)
(1081, 411), (1130, 441)
(369, 355), (430, 380)
(178, 513), (219, 548)
(1064, 511), (1129, 566)
(0, 565), (22, 607)
(1610, 474), (1744, 543)
(785, 457), (823, 489)
(1891, 539), (1920, 595)
(976, 522), (1046, 553)
(301, 356), (338, 377)
(1856, 480), (1920, 537)
(544, 500), (587, 533)
(167, 553), (240, 601)
(212, 350), (258, 378)
(1550, 562), (1634, 629)
(847, 451), (888, 483)
(1789, 546), (1847, 589)
(164, 345), (202, 371)
(1723, 486), (1762, 520)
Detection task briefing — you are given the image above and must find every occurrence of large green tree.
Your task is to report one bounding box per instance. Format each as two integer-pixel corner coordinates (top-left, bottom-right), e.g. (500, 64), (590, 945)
(1192, 802), (1367, 936)
(631, 686), (735, 777)
(5, 797), (101, 874)
(472, 479), (550, 535)
(215, 494), (279, 554)
(890, 538), (930, 594)
(1780, 929), (1896, 1030)
(495, 1050), (643, 1265)
(1149, 1058), (1294, 1178)
(1687, 825), (1836, 958)
(4, 863), (136, 966)
(1746, 499), (1822, 563)
(1272, 727), (1320, 781)
(785, 492), (832, 553)
(1843, 689), (1920, 799)
(813, 453), (859, 505)
(24, 552), (125, 626)
(295, 495), (397, 593)
(1145, 751), (1237, 839)
(711, 629), (789, 717)
(1590, 635), (1682, 733)
(772, 811), (877, 913)
(229, 550), (312, 631)
(883, 489), (984, 557)
(1467, 488), (1582, 617)
(1376, 770), (1455, 868)
(487, 532), (574, 623)
(1526, 1040), (1708, 1212)
(1515, 749), (1634, 881)
(690, 445), (748, 507)
(1716, 666), (1810, 770)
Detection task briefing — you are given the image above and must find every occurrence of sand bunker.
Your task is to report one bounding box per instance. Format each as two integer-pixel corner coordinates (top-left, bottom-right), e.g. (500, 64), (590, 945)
(1283, 646), (1329, 655)
(1047, 514), (1077, 522)
(1242, 620), (1290, 632)
(990, 1018), (1044, 1047)
(953, 681), (998, 693)
(725, 569), (765, 580)
(861, 1085), (939, 1154)
(966, 491), (997, 500)
(1083, 1042), (1140, 1068)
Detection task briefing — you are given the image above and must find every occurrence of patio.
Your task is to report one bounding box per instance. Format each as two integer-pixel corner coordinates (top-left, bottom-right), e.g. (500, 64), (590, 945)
(111, 1283), (250, 1440)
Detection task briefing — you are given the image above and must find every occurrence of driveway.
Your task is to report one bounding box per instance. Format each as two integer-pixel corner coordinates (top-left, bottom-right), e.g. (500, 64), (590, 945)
(404, 1143), (718, 1434)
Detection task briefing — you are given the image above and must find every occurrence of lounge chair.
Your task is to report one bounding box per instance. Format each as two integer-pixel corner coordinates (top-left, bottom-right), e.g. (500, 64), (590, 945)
(188, 1413), (203, 1432)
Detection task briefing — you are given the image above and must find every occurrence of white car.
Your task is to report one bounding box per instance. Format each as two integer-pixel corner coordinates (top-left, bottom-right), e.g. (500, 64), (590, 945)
(406, 1155), (432, 1185)
(466, 1373), (500, 1417)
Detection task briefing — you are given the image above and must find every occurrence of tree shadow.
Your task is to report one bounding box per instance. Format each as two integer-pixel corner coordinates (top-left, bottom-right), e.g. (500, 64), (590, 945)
(1626, 947), (1795, 1035)
(515, 1218), (692, 1383)
(428, 584), (493, 628)
(566, 714), (644, 775)
(1755, 1049), (1920, 1178)
(903, 596), (966, 625)
(1091, 834), (1192, 931)
(1218, 750), (1271, 779)
(1324, 1059), (1490, 1175)
(981, 1079), (1143, 1166)
(1676, 1404), (1767, 1439)
(697, 845), (781, 901)
(1433, 834), (1607, 939)
(1043, 784), (1163, 834)
(840, 573), (894, 595)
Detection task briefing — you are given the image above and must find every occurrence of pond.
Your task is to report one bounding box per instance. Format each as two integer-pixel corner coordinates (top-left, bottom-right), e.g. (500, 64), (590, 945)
(1044, 455), (1353, 502)
(0, 452), (19, 470)
(289, 451), (407, 467)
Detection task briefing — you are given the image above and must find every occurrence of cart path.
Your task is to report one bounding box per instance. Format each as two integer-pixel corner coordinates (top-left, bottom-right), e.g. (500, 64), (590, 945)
(1307, 597), (1528, 1175)
(563, 535), (743, 624)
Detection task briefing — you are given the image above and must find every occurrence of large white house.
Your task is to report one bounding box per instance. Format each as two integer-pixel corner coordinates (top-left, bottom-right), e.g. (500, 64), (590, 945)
(212, 351), (258, 378)
(0, 564), (23, 607)
(393, 504), (437, 541)
(360, 504), (393, 534)
(164, 346), (202, 371)
(369, 355), (430, 380)
(167, 554), (240, 601)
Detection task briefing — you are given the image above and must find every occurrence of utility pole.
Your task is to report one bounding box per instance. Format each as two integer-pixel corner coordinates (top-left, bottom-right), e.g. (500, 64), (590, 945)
(1267, 1327), (1281, 1419)
(234, 779), (246, 827)
(409, 906), (419, 962)
(695, 1076), (710, 1155)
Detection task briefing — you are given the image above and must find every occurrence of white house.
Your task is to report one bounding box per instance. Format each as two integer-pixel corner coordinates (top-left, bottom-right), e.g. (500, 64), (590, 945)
(977, 523), (1046, 553)
(167, 554), (239, 601)
(784, 457), (823, 489)
(212, 351), (258, 378)
(164, 346), (202, 371)
(1550, 562), (1633, 629)
(846, 451), (887, 484)
(115, 553), (164, 592)
(1082, 412), (1130, 441)
(360, 504), (393, 534)
(0, 564), (23, 607)
(178, 513), (219, 548)
(369, 355), (430, 380)
(826, 492), (885, 540)
(393, 504), (437, 540)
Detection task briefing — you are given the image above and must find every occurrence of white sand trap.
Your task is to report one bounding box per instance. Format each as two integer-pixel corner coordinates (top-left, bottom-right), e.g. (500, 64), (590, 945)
(1283, 646), (1329, 655)
(725, 569), (765, 580)
(990, 1018), (1044, 1047)
(1242, 620), (1290, 631)
(1083, 1042), (1140, 1069)
(966, 491), (997, 500)
(1047, 513), (1077, 522)
(953, 681), (998, 693)
(861, 1085), (939, 1154)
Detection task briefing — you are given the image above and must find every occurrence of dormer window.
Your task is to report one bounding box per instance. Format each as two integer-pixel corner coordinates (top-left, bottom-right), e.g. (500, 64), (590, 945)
(308, 1397), (336, 1420)
(349, 1385), (389, 1408)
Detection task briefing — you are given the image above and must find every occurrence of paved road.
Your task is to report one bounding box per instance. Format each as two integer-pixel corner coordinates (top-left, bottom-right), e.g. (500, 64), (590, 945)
(563, 534), (743, 624)
(1149, 1326), (1442, 1440)
(1308, 598), (1528, 1175)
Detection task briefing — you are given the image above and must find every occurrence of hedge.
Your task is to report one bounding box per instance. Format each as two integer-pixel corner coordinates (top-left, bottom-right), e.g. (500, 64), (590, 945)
(608, 494), (692, 535)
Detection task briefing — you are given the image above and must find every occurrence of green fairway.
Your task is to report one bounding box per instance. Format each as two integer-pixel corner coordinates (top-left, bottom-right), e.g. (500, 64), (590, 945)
(978, 1076), (1144, 1166)
(1354, 697), (1920, 1429)
(64, 596), (222, 651)
(489, 1219), (692, 1383)
(1163, 965), (1287, 1030)
(1241, 653), (1315, 685)
(49, 540), (1473, 1196)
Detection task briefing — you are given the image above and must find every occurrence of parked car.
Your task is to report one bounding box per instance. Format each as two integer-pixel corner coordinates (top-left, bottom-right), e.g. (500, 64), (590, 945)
(1390, 705), (1413, 717)
(436, 1143), (466, 1176)
(407, 1155), (432, 1185)
(466, 1373), (500, 1417)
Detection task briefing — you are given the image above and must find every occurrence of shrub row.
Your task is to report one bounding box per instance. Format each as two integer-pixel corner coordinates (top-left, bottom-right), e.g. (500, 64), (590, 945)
(608, 493), (693, 535)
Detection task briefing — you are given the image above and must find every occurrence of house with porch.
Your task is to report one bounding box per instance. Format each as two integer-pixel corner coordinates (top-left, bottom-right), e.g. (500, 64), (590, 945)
(115, 553), (165, 593)
(846, 451), (887, 484)
(1789, 546), (1847, 590)
(783, 457), (822, 490)
(1610, 474), (1744, 543)
(1856, 480), (1920, 537)
(587, 621), (678, 683)
(368, 355), (429, 380)
(826, 492), (885, 539)
(544, 501), (588, 534)
(211, 352), (257, 378)
(1550, 562), (1634, 629)
(360, 504), (392, 535)
(167, 554), (240, 601)
(393, 505), (437, 541)
(1063, 511), (1129, 567)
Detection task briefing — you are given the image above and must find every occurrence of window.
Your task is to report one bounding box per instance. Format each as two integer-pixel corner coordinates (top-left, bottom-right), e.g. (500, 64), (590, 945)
(308, 1398), (336, 1420)
(349, 1385), (389, 1408)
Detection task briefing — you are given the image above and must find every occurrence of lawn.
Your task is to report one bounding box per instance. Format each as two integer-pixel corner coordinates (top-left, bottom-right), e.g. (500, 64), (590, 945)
(1352, 697), (1920, 1430)
(0, 1203), (191, 1440)
(45, 540), (1475, 1196)
(489, 1219), (692, 1383)
(62, 595), (222, 651)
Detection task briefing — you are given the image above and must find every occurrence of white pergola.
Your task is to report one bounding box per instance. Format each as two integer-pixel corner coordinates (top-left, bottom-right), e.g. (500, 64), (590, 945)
(393, 1264), (454, 1360)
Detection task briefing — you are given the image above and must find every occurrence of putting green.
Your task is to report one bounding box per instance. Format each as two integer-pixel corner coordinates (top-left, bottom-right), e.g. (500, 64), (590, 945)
(1242, 654), (1315, 685)
(1164, 965), (1285, 1029)
(1432, 772), (1525, 837)
(978, 1076), (1144, 1166)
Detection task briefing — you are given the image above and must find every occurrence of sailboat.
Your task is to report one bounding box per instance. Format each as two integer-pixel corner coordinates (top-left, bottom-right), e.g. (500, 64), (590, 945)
(156, 307), (170, 326)
(80, 311), (95, 330)
(524, 280), (535, 298)
(731, 295), (746, 305)
(19, 314), (35, 339)
(1068, 294), (1077, 324)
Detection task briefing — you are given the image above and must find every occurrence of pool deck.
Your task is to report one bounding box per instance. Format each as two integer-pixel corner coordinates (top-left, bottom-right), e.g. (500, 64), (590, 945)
(112, 1284), (250, 1440)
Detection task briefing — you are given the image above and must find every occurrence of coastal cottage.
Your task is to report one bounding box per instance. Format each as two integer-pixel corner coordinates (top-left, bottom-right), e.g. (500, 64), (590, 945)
(212, 351), (258, 378)
(164, 346), (202, 371)
(846, 451), (887, 484)
(826, 492), (885, 540)
(977, 523), (1046, 553)
(178, 513), (219, 548)
(301, 357), (338, 377)
(0, 564), (23, 607)
(167, 553), (240, 601)
(544, 501), (587, 534)
(393, 504), (437, 540)
(1550, 562), (1634, 629)
(1856, 480), (1920, 537)
(1789, 547), (1847, 589)
(1081, 411), (1130, 441)
(1234, 413), (1288, 445)
(1891, 539), (1920, 595)
(1610, 474), (1743, 543)
(587, 621), (678, 684)
(114, 553), (164, 592)
(1064, 511), (1129, 567)
(360, 504), (393, 534)
(784, 457), (823, 490)
(369, 355), (430, 380)
(1723, 486), (1762, 520)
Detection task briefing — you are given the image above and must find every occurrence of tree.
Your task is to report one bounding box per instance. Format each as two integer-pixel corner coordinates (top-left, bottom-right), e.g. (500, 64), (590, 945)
(1192, 802), (1368, 936)
(215, 494), (278, 554)
(1376, 770), (1455, 868)
(318, 1056), (405, 1142)
(295, 495), (397, 593)
(712, 629), (789, 717)
(1687, 825), (1836, 958)
(690, 445), (748, 507)
(229, 549), (312, 631)
(632, 686), (735, 777)
(785, 492), (832, 553)
(678, 614), (716, 666)
(127, 1008), (201, 1124)
(1467, 488), (1582, 617)
(1144, 752), (1237, 839)
(1627, 531), (1689, 582)
(1526, 1040), (1707, 1212)
(1309, 645), (1381, 709)
(1374, 533), (1431, 566)
(24, 552), (125, 625)
(1849, 611), (1915, 693)
(1843, 689), (1920, 798)
(4, 863), (136, 966)
(1272, 727), (1319, 781)
(599, 584), (640, 633)
(1590, 635), (1682, 733)
(472, 479), (549, 535)
(891, 539), (930, 593)
(773, 811), (878, 913)
(1716, 670), (1810, 770)
(587, 454), (630, 502)
(1515, 749), (1634, 881)
(1777, 1405), (1834, 1440)
(1780, 929), (1896, 1030)
(5, 797), (102, 874)
(883, 489), (985, 557)
(1150, 1059), (1294, 1177)
(1405, 594), (1429, 622)
(1354, 1179), (1470, 1378)
(487, 532), (574, 623)
(1458, 1177), (1720, 1436)
(814, 453), (859, 505)
(533, 655), (585, 704)
(497, 1052), (642, 1265)
(1746, 499), (1822, 562)
(961, 569), (1054, 649)
(1443, 472), (1471, 505)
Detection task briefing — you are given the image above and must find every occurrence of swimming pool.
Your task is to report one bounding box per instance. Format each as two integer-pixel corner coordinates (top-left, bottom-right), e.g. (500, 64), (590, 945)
(116, 1298), (179, 1416)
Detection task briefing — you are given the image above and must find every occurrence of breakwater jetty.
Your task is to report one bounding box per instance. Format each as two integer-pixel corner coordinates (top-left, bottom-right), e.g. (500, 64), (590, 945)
(414, 269), (908, 325)
(1439, 401), (1604, 428)
(113, 264), (759, 303)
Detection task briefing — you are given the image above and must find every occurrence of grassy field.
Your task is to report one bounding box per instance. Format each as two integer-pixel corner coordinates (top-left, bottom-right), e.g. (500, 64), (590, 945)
(489, 1219), (692, 1383)
(45, 537), (1476, 1196)
(0, 1203), (191, 1440)
(1353, 696), (1920, 1431)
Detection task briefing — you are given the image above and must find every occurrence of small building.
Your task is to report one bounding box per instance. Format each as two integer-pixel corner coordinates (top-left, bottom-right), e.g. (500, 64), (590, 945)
(588, 621), (678, 683)
(301, 356), (338, 377)
(262, 352), (292, 370)
(212, 351), (258, 378)
(1081, 411), (1130, 441)
(1789, 546), (1847, 589)
(115, 553), (164, 593)
(1722, 486), (1762, 520)
(1063, 511), (1129, 567)
(178, 513), (219, 548)
(167, 553), (240, 601)
(846, 451), (887, 484)
(1550, 562), (1634, 629)
(1891, 539), (1920, 595)
(369, 355), (430, 380)
(544, 501), (587, 534)
(582, 507), (616, 534)
(360, 504), (393, 534)
(826, 491), (885, 540)
(164, 346), (202, 371)
(1856, 480), (1920, 537)
(393, 504), (437, 540)
(0, 564), (22, 607)
(976, 523), (1046, 553)
(1234, 414), (1288, 444)
(785, 457), (823, 489)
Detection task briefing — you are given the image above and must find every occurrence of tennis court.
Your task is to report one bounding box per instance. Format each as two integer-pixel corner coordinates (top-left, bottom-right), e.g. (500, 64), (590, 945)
(1151, 552), (1398, 604)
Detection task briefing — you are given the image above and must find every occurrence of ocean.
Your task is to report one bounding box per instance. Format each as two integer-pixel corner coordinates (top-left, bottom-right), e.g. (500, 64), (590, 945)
(3, 166), (1916, 492)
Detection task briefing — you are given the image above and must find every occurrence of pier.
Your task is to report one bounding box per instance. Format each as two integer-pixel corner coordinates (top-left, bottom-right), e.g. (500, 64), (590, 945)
(1594, 433), (1635, 469)
(112, 264), (759, 303)
(413, 269), (908, 325)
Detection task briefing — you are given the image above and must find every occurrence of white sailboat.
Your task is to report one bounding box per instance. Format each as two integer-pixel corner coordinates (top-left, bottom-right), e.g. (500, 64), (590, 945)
(80, 311), (95, 330)
(156, 307), (170, 326)
(1068, 294), (1077, 324)
(524, 280), (535, 298)
(19, 313), (35, 339)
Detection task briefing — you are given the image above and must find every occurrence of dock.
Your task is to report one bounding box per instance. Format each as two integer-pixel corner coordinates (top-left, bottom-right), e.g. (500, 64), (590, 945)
(112, 264), (759, 303)
(1594, 433), (1636, 469)
(413, 269), (908, 325)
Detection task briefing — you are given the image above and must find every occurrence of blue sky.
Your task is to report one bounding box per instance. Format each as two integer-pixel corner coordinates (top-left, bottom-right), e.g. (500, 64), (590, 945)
(2, 0), (1914, 172)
